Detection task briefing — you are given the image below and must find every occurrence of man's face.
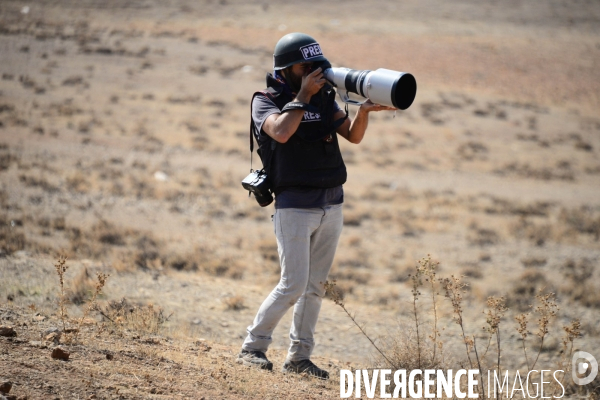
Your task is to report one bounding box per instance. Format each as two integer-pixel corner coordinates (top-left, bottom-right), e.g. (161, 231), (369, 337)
(285, 62), (313, 92)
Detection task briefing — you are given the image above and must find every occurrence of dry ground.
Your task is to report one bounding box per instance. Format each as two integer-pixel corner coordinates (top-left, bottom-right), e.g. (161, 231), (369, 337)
(1, 0), (600, 398)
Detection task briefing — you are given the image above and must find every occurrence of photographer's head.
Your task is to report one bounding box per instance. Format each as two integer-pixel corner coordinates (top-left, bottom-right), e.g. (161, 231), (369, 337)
(283, 62), (315, 93)
(273, 32), (326, 92)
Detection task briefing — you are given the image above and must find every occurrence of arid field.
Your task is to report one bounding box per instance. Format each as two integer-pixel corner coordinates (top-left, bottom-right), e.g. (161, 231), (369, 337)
(1, 0), (599, 398)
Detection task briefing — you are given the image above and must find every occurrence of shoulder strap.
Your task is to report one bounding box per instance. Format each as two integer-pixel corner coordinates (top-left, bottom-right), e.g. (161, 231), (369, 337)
(249, 90), (278, 172)
(249, 90), (277, 154)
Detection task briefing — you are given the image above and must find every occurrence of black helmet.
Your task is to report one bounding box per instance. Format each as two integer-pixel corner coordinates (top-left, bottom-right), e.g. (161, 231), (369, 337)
(273, 32), (327, 70)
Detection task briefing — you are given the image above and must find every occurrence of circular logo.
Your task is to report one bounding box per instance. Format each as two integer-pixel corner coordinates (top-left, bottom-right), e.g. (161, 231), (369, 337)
(572, 351), (598, 385)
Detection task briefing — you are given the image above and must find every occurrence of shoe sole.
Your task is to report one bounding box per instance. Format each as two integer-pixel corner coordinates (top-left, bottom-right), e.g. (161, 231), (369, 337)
(281, 366), (329, 380)
(236, 357), (273, 371)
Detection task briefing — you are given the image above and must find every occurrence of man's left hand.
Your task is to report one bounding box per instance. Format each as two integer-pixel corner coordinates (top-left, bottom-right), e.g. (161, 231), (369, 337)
(359, 99), (396, 113)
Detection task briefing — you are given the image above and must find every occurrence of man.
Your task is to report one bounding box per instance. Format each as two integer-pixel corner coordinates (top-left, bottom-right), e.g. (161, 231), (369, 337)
(237, 32), (395, 379)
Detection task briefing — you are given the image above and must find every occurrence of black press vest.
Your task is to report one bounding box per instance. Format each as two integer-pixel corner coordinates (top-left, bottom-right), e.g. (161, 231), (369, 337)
(251, 74), (347, 194)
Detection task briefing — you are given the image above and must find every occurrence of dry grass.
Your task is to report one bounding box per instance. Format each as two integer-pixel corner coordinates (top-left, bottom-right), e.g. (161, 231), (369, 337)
(95, 298), (172, 336)
(1, 303), (344, 399)
(1, 0), (599, 397)
(325, 255), (600, 399)
(0, 256), (346, 399)
(223, 295), (246, 311)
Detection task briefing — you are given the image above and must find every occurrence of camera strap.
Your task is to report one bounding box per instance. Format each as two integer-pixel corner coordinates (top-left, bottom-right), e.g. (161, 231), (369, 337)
(249, 94), (276, 179)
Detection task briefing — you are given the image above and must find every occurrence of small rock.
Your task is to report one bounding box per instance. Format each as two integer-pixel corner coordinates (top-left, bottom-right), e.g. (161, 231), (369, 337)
(41, 327), (60, 338)
(153, 171), (168, 181)
(106, 353), (114, 360)
(51, 346), (70, 361)
(0, 326), (16, 337)
(28, 341), (46, 348)
(0, 381), (12, 394)
(199, 343), (211, 352)
(143, 336), (160, 345)
(44, 331), (61, 344)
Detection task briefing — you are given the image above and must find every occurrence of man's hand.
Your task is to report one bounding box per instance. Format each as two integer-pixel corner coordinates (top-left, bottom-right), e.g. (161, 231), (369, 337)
(336, 99), (396, 144)
(296, 67), (326, 103)
(358, 99), (396, 113)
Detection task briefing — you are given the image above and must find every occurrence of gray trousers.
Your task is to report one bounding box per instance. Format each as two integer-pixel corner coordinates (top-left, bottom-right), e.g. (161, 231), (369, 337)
(242, 204), (343, 361)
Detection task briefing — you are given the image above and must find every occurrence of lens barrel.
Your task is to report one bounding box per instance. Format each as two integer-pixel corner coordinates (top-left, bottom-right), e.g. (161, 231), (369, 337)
(324, 67), (417, 110)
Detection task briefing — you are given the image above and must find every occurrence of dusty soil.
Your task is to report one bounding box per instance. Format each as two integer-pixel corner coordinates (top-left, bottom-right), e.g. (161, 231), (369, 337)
(1, 0), (600, 398)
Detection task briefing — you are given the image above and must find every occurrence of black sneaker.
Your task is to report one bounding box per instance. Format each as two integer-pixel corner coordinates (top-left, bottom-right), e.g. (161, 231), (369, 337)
(236, 349), (273, 371)
(281, 359), (329, 380)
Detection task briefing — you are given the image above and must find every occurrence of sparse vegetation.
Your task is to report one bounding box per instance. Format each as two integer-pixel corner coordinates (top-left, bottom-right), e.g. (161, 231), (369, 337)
(1, 0), (599, 397)
(325, 255), (597, 399)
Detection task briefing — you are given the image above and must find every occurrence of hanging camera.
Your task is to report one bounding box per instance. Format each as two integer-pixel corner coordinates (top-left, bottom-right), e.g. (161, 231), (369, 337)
(241, 169), (273, 207)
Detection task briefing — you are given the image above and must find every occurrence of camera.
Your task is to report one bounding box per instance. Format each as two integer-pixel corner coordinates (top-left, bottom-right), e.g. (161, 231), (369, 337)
(241, 169), (273, 207)
(312, 59), (417, 110)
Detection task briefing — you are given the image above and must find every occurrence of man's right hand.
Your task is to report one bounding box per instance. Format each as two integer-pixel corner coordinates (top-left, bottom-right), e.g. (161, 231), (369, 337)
(296, 67), (326, 103)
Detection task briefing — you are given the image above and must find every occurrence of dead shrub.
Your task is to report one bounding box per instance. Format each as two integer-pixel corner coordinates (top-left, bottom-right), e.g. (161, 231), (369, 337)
(372, 290), (400, 308)
(482, 197), (552, 217)
(129, 176), (156, 198)
(461, 265), (483, 279)
(133, 234), (162, 269)
(343, 211), (367, 227)
(258, 239), (278, 263)
(390, 261), (414, 283)
(68, 222), (118, 259)
(98, 231), (125, 246)
(456, 141), (488, 161)
(468, 227), (500, 246)
(133, 249), (161, 270)
(507, 270), (550, 312)
(521, 257), (547, 268)
(375, 327), (448, 371)
(0, 219), (25, 255)
(19, 174), (59, 192)
(67, 222), (165, 269)
(202, 257), (244, 280)
(330, 268), (371, 285)
(326, 256), (587, 399)
(0, 149), (18, 171)
(509, 217), (552, 246)
(559, 206), (600, 240)
(324, 280), (354, 301)
(68, 267), (96, 305)
(66, 171), (91, 193)
(53, 217), (66, 231)
(559, 258), (600, 308)
(162, 253), (197, 271)
(223, 295), (245, 311)
(96, 298), (172, 335)
(494, 162), (575, 181)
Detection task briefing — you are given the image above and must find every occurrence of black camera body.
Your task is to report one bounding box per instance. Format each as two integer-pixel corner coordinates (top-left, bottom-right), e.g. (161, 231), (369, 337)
(310, 59), (332, 74)
(241, 169), (273, 207)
